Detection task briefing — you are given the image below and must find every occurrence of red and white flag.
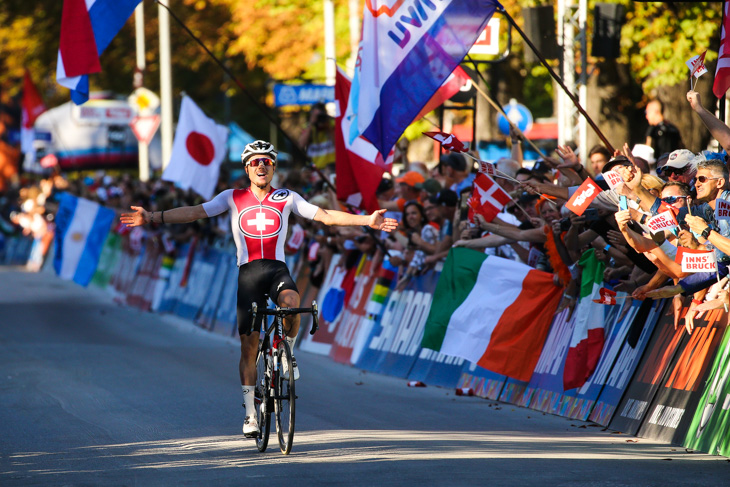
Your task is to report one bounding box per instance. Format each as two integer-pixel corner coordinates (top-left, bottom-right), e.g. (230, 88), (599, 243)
(565, 178), (601, 216)
(677, 247), (717, 273)
(686, 50), (708, 79)
(468, 173), (512, 223)
(335, 67), (388, 213)
(20, 70), (46, 155)
(647, 209), (679, 234)
(602, 170), (624, 192)
(423, 131), (468, 153)
(162, 96), (228, 200)
(479, 160), (496, 176)
(592, 287), (617, 305)
(715, 2), (730, 98)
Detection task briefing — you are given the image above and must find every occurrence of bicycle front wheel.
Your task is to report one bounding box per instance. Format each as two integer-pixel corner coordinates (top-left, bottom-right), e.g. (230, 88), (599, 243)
(255, 346), (271, 453)
(275, 340), (296, 454)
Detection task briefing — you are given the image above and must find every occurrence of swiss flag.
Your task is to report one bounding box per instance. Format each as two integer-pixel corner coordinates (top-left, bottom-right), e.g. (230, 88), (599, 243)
(20, 70), (46, 155)
(335, 67), (387, 213)
(565, 178), (601, 216)
(468, 173), (512, 223)
(162, 96), (228, 199)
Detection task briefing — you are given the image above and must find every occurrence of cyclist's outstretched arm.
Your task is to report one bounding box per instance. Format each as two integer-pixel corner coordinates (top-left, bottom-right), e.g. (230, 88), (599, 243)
(313, 207), (398, 232)
(120, 205), (208, 227)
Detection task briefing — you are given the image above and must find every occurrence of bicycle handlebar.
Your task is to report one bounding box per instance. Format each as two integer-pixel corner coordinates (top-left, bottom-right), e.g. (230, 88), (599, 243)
(248, 301), (319, 336)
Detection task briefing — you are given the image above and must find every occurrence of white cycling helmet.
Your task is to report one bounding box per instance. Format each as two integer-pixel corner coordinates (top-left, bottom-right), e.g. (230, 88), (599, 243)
(241, 140), (278, 165)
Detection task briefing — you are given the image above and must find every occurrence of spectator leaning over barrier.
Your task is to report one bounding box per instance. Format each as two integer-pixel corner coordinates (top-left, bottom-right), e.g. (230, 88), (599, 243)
(656, 149), (698, 189)
(626, 159), (730, 300)
(120, 140), (398, 439)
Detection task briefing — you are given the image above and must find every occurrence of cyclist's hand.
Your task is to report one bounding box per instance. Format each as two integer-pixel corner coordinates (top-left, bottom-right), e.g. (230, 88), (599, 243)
(370, 209), (399, 232)
(120, 206), (150, 227)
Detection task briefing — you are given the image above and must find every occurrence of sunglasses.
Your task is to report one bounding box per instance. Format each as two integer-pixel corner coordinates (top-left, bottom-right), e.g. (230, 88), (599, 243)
(660, 196), (687, 204)
(661, 166), (687, 176)
(247, 158), (275, 168)
(694, 175), (721, 184)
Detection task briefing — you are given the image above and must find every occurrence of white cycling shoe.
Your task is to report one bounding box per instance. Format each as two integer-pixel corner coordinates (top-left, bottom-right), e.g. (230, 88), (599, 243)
(281, 356), (299, 381)
(243, 415), (259, 438)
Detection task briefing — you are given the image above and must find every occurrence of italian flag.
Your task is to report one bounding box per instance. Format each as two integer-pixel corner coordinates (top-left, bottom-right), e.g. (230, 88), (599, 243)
(563, 249), (606, 390)
(421, 248), (564, 382)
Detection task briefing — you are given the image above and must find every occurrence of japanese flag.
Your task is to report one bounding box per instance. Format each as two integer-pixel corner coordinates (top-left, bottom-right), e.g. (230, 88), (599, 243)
(162, 96), (228, 200)
(468, 173), (512, 223)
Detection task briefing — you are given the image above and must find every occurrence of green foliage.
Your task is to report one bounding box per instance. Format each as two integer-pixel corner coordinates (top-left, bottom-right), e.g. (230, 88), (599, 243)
(620, 1), (721, 92)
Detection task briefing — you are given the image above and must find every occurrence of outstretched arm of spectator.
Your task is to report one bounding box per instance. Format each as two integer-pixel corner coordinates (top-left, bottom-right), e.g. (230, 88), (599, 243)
(476, 215), (547, 244)
(121, 205), (207, 227)
(615, 210), (657, 253)
(454, 234), (514, 249)
(555, 145), (590, 185)
(510, 127), (523, 165)
(521, 181), (569, 201)
(633, 270), (670, 299)
(687, 90), (730, 151)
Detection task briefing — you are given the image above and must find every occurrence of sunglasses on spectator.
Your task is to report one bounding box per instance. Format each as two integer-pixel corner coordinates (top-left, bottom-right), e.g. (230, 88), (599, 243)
(694, 175), (721, 184)
(247, 158), (275, 168)
(660, 166), (687, 176)
(660, 196), (687, 204)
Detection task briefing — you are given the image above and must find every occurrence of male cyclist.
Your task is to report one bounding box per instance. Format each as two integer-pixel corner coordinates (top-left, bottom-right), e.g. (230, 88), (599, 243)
(121, 140), (398, 437)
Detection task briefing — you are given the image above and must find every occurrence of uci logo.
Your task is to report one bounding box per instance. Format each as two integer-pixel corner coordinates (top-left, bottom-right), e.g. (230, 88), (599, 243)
(270, 189), (290, 202)
(238, 206), (283, 238)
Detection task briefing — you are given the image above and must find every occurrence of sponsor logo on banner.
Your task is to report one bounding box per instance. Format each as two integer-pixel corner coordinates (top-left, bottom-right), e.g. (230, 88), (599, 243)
(647, 210), (679, 234)
(603, 171), (624, 191)
(681, 249), (717, 273)
(566, 178), (601, 216)
(716, 199), (730, 220)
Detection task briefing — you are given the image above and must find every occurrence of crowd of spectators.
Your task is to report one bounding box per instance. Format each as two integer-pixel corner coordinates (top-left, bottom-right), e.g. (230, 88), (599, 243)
(4, 88), (730, 336)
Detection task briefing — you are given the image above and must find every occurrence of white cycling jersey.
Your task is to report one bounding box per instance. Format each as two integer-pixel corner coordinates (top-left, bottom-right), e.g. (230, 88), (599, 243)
(202, 187), (319, 266)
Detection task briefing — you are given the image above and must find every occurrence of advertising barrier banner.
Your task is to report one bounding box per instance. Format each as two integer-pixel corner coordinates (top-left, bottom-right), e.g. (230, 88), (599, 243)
(684, 326), (730, 456)
(457, 362), (507, 400)
(588, 299), (664, 425)
(610, 302), (728, 441)
(330, 256), (378, 365)
(355, 269), (439, 378)
(173, 246), (221, 321)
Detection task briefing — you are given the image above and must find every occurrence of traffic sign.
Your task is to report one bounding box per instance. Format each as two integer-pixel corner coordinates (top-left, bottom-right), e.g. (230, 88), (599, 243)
(130, 115), (161, 145)
(469, 18), (501, 56)
(128, 87), (160, 115)
(496, 99), (533, 136)
(273, 83), (334, 107)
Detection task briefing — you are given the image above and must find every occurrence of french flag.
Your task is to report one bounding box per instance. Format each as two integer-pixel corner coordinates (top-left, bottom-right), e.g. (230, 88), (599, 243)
(56, 0), (141, 104)
(54, 193), (116, 286)
(347, 0), (498, 158)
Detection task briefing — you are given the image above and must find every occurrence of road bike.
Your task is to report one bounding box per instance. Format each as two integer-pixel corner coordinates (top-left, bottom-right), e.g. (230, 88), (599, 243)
(249, 300), (318, 454)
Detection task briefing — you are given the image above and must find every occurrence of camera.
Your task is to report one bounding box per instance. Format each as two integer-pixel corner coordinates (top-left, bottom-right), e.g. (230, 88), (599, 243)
(559, 217), (571, 232)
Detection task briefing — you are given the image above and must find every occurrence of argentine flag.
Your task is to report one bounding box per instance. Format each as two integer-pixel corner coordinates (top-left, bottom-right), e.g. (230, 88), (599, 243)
(54, 193), (115, 286)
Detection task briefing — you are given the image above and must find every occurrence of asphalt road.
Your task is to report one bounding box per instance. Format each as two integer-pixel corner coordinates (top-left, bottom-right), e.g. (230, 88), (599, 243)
(1, 268), (729, 486)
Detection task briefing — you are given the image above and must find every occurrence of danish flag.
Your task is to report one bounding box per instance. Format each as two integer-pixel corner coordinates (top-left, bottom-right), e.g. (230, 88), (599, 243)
(468, 173), (512, 223)
(593, 287), (617, 305)
(423, 131), (468, 153)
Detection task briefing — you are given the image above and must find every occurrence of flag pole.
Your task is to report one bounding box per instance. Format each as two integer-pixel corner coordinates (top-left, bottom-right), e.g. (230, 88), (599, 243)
(462, 63), (548, 160)
(499, 7), (615, 153)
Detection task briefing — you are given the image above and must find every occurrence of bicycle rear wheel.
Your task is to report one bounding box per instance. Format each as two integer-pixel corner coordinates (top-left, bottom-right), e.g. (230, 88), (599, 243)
(275, 340), (296, 454)
(255, 345), (271, 452)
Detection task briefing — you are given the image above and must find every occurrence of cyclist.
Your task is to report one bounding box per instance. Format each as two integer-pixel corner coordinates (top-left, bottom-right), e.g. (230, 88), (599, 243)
(120, 140), (398, 438)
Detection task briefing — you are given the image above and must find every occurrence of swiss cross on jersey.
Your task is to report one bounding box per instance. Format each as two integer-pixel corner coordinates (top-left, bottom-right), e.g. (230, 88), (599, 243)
(468, 173), (512, 223)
